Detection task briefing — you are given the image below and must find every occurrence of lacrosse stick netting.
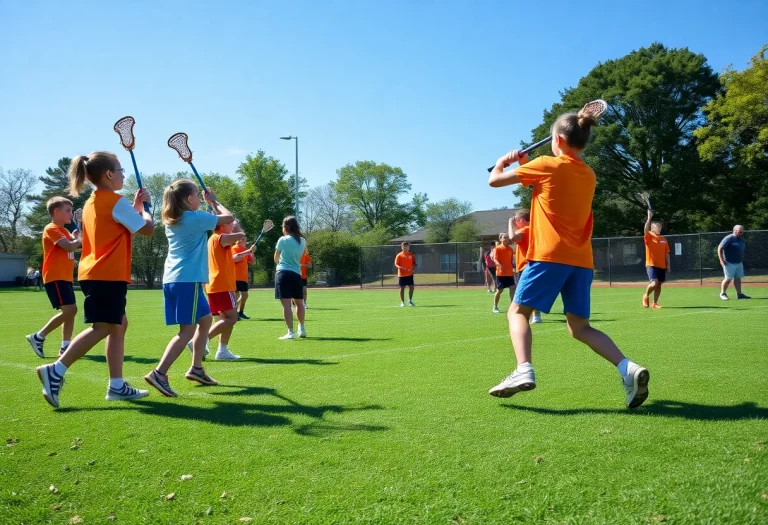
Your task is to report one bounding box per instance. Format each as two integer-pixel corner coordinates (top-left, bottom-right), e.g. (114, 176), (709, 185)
(113, 116), (136, 150)
(168, 132), (193, 162)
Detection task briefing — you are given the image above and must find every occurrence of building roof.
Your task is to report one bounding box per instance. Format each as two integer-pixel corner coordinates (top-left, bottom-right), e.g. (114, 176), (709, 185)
(391, 208), (520, 243)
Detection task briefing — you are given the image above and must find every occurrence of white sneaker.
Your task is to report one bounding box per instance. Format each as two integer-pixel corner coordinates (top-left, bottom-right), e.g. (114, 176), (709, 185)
(400, 302), (405, 308)
(719, 293), (729, 301)
(214, 349), (240, 360)
(279, 332), (296, 340)
(304, 303), (309, 309)
(489, 368), (536, 398)
(492, 306), (500, 314)
(530, 313), (542, 324)
(187, 340), (210, 357)
(298, 326), (307, 338)
(408, 300), (415, 307)
(487, 289), (493, 293)
(623, 363), (650, 409)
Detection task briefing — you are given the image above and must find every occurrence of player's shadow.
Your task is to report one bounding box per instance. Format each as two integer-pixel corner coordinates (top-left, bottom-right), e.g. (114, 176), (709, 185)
(253, 318), (285, 322)
(305, 307), (342, 311)
(83, 354), (157, 365)
(58, 387), (387, 435)
(662, 306), (727, 309)
(414, 305), (459, 308)
(501, 399), (767, 421)
(232, 357), (338, 366)
(309, 336), (391, 342)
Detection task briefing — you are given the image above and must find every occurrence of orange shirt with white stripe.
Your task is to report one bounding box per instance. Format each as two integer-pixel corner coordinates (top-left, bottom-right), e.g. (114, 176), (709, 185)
(42, 223), (76, 283)
(494, 244), (515, 277)
(644, 232), (670, 268)
(208, 233), (236, 293)
(78, 190), (145, 283)
(515, 155), (595, 269)
(232, 244), (253, 282)
(300, 251), (312, 279)
(514, 225), (530, 273)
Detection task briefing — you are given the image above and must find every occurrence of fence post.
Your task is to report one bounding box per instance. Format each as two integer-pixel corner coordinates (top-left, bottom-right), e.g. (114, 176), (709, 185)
(455, 243), (459, 287)
(699, 233), (703, 286)
(359, 252), (363, 290)
(608, 238), (612, 287)
(380, 246), (384, 288)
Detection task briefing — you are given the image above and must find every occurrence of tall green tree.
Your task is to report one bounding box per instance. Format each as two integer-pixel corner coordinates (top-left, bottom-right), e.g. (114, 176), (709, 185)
(515, 43), (721, 235)
(0, 168), (37, 252)
(424, 198), (473, 243)
(26, 158), (91, 234)
(695, 44), (768, 229)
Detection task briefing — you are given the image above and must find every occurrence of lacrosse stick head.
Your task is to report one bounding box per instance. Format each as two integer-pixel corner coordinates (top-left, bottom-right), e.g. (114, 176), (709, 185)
(113, 116), (136, 151)
(168, 132), (193, 163)
(578, 99), (608, 120)
(635, 191), (653, 210)
(262, 219), (274, 233)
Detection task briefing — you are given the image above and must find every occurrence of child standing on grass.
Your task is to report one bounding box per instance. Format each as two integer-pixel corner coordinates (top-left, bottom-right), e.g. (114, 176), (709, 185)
(231, 222), (256, 320)
(274, 216), (307, 339)
(642, 209), (670, 309)
(26, 197), (82, 358)
(207, 214), (246, 360)
(492, 233), (515, 313)
(143, 180), (233, 397)
(395, 242), (417, 307)
(509, 210), (542, 324)
(36, 152), (154, 408)
(487, 109), (650, 408)
(300, 249), (312, 309)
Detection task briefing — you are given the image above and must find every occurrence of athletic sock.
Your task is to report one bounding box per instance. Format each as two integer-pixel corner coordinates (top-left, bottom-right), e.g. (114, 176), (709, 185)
(516, 362), (533, 374)
(61, 340), (70, 348)
(53, 361), (68, 377)
(617, 358), (631, 377)
(35, 332), (45, 341)
(218, 343), (227, 352)
(109, 378), (125, 390)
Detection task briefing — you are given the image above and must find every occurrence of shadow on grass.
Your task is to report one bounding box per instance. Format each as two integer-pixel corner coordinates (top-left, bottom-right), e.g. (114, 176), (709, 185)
(304, 307), (342, 311)
(58, 386), (387, 436)
(83, 354), (158, 365)
(501, 399), (767, 421)
(662, 306), (727, 309)
(231, 357), (338, 366)
(252, 318), (285, 322)
(413, 305), (459, 309)
(309, 336), (392, 342)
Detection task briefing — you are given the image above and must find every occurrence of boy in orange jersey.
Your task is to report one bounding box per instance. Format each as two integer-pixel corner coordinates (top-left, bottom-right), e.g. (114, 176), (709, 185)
(642, 209), (671, 309)
(509, 209), (542, 324)
(487, 109), (649, 409)
(492, 233), (515, 313)
(231, 224), (256, 320)
(207, 221), (246, 359)
(395, 242), (417, 307)
(26, 197), (82, 358)
(36, 152), (154, 408)
(300, 249), (312, 309)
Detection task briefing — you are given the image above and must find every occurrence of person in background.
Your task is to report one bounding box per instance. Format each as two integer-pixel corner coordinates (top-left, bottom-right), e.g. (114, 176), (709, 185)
(395, 242), (417, 307)
(642, 209), (670, 309)
(492, 233), (515, 313)
(274, 216), (308, 339)
(719, 225), (750, 300)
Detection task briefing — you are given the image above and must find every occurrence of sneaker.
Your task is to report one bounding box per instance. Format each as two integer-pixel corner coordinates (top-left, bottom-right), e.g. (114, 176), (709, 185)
(719, 293), (729, 301)
(487, 289), (493, 293)
(214, 349), (241, 360)
(530, 313), (542, 324)
(185, 367), (218, 386)
(408, 300), (415, 307)
(642, 295), (649, 308)
(492, 306), (500, 314)
(58, 346), (68, 357)
(187, 340), (210, 358)
(298, 326), (307, 338)
(105, 382), (149, 402)
(623, 363), (650, 409)
(489, 368), (536, 398)
(36, 364), (65, 408)
(26, 334), (45, 358)
(279, 332), (296, 340)
(144, 370), (177, 398)
(304, 303), (309, 309)
(651, 303), (662, 309)
(238, 312), (250, 320)
(400, 302), (405, 308)
(737, 293), (751, 300)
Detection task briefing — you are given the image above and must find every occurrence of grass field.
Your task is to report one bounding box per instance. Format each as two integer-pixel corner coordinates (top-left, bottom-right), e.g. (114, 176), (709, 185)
(2, 287), (767, 524)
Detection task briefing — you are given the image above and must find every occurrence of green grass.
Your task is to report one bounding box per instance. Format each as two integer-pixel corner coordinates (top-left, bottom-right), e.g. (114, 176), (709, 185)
(1, 287), (767, 524)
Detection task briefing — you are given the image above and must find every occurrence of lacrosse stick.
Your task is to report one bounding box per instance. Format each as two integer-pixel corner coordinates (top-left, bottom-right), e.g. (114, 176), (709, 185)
(636, 191), (653, 211)
(168, 132), (208, 193)
(487, 99), (609, 173)
(254, 219), (275, 247)
(114, 116), (150, 212)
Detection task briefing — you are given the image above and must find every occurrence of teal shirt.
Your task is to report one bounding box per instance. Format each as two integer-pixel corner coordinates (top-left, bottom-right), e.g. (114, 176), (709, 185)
(276, 235), (306, 275)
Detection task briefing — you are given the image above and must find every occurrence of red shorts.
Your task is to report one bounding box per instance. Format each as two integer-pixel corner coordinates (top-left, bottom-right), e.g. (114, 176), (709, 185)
(208, 291), (236, 315)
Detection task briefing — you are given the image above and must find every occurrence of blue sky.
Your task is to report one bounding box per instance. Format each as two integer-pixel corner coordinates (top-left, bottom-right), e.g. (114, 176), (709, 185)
(1, 0), (765, 213)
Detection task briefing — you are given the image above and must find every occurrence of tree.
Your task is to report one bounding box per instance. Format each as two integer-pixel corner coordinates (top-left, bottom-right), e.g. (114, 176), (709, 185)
(0, 168), (37, 252)
(26, 158), (92, 234)
(424, 198), (473, 243)
(307, 183), (352, 232)
(516, 43), (721, 235)
(333, 161), (417, 236)
(450, 219), (480, 242)
(695, 44), (768, 229)
(306, 230), (361, 284)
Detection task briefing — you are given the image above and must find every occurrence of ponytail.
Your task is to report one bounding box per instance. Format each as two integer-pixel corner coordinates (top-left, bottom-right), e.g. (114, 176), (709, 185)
(162, 178), (197, 225)
(68, 155), (89, 197)
(552, 110), (598, 150)
(282, 216), (303, 244)
(67, 151), (119, 197)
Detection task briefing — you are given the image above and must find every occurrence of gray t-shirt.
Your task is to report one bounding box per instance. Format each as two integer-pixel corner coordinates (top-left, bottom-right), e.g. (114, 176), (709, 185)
(719, 234), (745, 264)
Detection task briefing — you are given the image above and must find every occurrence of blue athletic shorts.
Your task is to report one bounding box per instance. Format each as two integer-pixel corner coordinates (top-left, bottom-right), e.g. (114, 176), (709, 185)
(513, 261), (593, 319)
(163, 282), (211, 326)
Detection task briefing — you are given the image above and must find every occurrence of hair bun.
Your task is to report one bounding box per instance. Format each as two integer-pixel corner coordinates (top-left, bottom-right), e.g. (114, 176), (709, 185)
(82, 156), (89, 162)
(576, 110), (598, 128)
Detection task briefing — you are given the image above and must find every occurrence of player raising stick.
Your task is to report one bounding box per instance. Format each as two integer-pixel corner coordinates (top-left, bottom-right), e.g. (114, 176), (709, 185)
(642, 209), (670, 309)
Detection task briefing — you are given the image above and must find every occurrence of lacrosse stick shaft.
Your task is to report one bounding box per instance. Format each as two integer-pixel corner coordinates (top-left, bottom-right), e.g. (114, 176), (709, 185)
(128, 150), (150, 213)
(254, 230), (266, 247)
(188, 162), (207, 192)
(486, 136), (551, 173)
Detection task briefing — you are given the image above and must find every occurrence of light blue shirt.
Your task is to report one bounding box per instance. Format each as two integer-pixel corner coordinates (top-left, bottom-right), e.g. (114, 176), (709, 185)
(276, 235), (306, 275)
(163, 210), (219, 283)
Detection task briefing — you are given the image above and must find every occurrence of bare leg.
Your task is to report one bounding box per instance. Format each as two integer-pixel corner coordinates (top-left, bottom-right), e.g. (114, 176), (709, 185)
(399, 287), (405, 303)
(58, 323), (111, 367)
(644, 281), (655, 299)
(238, 291), (249, 313)
(494, 289), (502, 308)
(281, 299), (294, 332)
(408, 285), (414, 301)
(217, 309), (238, 346)
(104, 315), (129, 379)
(60, 305), (77, 342)
(508, 303), (534, 364)
(566, 313), (625, 366)
(721, 277), (731, 294)
(734, 277), (742, 295)
(653, 283), (662, 304)
(192, 315), (212, 368)
(295, 300), (305, 325)
(209, 311), (236, 340)
(303, 286), (308, 304)
(156, 324), (196, 375)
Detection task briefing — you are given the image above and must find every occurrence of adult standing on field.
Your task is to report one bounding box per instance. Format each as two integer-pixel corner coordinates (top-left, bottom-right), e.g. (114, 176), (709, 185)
(642, 209), (670, 309)
(718, 225), (750, 300)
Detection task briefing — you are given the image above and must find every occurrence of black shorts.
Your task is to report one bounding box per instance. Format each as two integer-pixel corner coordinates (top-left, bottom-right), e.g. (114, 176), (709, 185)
(646, 266), (667, 283)
(236, 280), (249, 293)
(488, 267), (496, 277)
(496, 275), (516, 291)
(398, 276), (415, 287)
(80, 280), (127, 324)
(301, 278), (308, 287)
(275, 271), (303, 300)
(44, 281), (76, 310)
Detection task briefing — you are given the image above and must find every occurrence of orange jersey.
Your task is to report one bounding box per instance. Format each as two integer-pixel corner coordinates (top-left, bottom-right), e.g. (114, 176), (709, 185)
(514, 225), (530, 273)
(300, 251), (312, 279)
(42, 223), (76, 283)
(208, 233), (236, 293)
(78, 190), (134, 283)
(232, 244), (253, 282)
(644, 232), (670, 268)
(494, 244), (515, 276)
(515, 155), (595, 269)
(395, 252), (416, 277)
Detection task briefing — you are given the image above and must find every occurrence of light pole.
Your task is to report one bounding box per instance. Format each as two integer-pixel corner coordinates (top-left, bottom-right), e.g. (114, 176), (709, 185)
(280, 135), (299, 223)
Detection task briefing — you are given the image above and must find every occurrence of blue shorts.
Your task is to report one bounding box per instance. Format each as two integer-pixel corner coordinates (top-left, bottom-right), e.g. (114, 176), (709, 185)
(513, 261), (593, 319)
(646, 266), (667, 283)
(163, 282), (211, 326)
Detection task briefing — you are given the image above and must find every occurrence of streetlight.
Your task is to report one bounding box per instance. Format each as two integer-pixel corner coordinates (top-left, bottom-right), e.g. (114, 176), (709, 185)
(280, 136), (299, 223)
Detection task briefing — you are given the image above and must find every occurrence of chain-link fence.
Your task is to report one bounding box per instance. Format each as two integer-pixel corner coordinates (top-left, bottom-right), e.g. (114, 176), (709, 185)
(360, 230), (768, 288)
